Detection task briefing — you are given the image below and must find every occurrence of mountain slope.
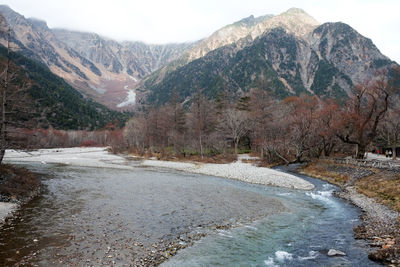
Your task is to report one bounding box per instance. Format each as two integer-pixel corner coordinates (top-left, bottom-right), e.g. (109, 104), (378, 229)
(0, 5), (192, 109)
(140, 14), (396, 105)
(185, 8), (319, 63)
(0, 44), (130, 130)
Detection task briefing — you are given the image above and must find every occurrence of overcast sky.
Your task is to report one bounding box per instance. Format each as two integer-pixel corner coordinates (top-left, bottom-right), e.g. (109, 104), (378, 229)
(1, 0), (399, 63)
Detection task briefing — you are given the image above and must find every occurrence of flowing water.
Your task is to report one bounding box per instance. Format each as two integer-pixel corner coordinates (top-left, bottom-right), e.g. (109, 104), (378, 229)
(0, 162), (378, 266)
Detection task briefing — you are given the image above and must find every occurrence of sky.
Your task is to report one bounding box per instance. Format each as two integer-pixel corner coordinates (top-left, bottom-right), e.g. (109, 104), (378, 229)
(0, 0), (399, 63)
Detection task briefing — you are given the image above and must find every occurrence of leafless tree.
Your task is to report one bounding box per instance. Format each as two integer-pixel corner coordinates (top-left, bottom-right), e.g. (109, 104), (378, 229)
(218, 108), (250, 156)
(0, 16), (30, 164)
(336, 77), (390, 159)
(378, 95), (400, 158)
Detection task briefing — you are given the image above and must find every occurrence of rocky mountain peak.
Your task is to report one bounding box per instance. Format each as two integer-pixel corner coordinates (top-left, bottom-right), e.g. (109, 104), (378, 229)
(185, 8), (319, 63)
(285, 7), (310, 15)
(250, 7), (319, 39)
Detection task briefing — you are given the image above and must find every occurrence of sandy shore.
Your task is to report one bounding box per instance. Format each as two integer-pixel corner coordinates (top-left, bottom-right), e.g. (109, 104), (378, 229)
(4, 147), (314, 190)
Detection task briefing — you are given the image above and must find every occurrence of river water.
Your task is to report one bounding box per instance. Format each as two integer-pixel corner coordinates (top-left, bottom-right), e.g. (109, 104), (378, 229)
(0, 162), (378, 266)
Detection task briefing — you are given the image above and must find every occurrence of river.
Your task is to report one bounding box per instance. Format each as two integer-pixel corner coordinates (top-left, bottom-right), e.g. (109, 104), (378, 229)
(0, 161), (378, 266)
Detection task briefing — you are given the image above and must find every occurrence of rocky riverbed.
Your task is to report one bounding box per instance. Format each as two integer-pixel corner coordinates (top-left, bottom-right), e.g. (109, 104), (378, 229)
(2, 148), (287, 266)
(1, 148), (379, 266)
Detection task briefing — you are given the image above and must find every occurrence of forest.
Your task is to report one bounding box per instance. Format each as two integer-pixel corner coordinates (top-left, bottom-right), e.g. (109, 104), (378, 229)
(122, 73), (399, 163)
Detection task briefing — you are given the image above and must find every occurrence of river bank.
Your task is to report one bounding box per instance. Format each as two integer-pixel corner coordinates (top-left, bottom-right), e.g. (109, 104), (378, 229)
(1, 147), (379, 266)
(3, 147), (315, 191)
(0, 164), (40, 225)
(299, 159), (400, 265)
(1, 148), (289, 266)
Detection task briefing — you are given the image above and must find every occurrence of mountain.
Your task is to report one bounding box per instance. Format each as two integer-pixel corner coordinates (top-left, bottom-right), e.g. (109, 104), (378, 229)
(0, 5), (192, 109)
(184, 8), (319, 63)
(0, 42), (130, 130)
(0, 5), (397, 109)
(139, 9), (397, 105)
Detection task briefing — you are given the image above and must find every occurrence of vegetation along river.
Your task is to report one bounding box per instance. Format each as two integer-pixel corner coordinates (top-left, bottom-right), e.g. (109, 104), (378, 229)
(0, 161), (378, 266)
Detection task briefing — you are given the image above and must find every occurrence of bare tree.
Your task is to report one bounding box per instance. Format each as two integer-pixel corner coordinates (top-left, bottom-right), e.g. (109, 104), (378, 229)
(0, 31), (9, 164)
(0, 16), (12, 164)
(188, 91), (216, 157)
(313, 100), (340, 157)
(378, 96), (400, 159)
(218, 108), (250, 156)
(336, 77), (390, 159)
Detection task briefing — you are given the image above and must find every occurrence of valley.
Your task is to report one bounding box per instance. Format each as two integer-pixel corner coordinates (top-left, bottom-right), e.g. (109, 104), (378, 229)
(0, 3), (399, 266)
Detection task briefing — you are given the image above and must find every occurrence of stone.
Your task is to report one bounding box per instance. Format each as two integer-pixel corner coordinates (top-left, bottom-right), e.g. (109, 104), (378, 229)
(327, 249), (346, 256)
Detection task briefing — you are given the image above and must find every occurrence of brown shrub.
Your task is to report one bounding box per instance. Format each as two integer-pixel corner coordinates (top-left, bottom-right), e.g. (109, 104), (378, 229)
(0, 164), (40, 201)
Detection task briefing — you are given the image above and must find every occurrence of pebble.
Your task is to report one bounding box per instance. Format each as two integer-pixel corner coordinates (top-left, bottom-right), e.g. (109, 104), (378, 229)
(327, 249), (346, 256)
(141, 156), (315, 190)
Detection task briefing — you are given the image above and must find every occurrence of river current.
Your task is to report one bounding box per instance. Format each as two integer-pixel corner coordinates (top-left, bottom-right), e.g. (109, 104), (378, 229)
(0, 162), (378, 266)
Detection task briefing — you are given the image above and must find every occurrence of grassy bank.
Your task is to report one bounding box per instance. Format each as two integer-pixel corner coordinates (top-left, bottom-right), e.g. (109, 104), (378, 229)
(299, 159), (400, 265)
(300, 160), (400, 213)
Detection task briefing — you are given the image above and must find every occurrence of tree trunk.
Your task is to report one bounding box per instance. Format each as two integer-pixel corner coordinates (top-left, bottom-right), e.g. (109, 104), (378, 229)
(199, 133), (203, 158)
(0, 29), (10, 166)
(392, 146), (397, 159)
(234, 139), (238, 156)
(0, 149), (4, 164)
(356, 144), (366, 159)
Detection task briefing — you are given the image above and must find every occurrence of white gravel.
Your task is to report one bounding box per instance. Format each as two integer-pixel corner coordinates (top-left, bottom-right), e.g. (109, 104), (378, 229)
(4, 147), (314, 190)
(0, 202), (17, 224)
(341, 186), (399, 221)
(4, 147), (133, 170)
(142, 155), (314, 190)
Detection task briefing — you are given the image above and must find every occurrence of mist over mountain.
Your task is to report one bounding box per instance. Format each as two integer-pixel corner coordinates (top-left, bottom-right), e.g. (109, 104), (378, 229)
(0, 5), (192, 110)
(0, 5), (397, 110)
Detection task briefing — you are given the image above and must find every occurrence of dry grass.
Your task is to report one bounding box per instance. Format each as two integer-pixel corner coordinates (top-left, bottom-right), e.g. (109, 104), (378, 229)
(129, 151), (237, 164)
(299, 161), (350, 186)
(301, 160), (400, 213)
(171, 154), (237, 164)
(0, 164), (40, 201)
(355, 172), (400, 213)
(241, 159), (258, 164)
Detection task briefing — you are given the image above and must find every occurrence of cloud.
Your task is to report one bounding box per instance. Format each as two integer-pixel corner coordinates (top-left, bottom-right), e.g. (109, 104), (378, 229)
(1, 0), (399, 62)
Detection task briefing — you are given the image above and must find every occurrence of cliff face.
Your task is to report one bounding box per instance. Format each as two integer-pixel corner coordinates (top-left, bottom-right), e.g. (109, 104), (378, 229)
(52, 29), (193, 79)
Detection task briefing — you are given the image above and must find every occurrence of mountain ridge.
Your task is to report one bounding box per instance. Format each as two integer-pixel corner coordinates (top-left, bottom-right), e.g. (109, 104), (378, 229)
(140, 21), (396, 105)
(0, 5), (193, 110)
(0, 5), (397, 110)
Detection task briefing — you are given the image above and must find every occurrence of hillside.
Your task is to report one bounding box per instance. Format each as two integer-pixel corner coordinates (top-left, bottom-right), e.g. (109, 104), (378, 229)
(0, 5), (398, 109)
(0, 5), (192, 109)
(139, 13), (396, 105)
(0, 44), (130, 130)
